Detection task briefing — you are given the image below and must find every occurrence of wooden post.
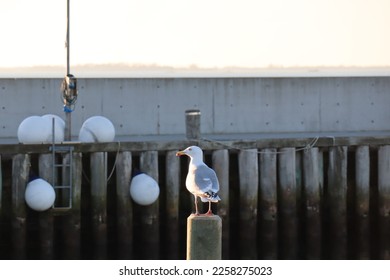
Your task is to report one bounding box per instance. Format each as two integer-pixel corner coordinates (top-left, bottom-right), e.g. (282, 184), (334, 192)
(327, 146), (348, 259)
(238, 149), (258, 259)
(378, 145), (390, 259)
(278, 147), (298, 259)
(139, 151), (160, 259)
(165, 151), (180, 259)
(115, 151), (133, 259)
(90, 152), (107, 259)
(295, 150), (303, 259)
(11, 154), (30, 259)
(187, 215), (222, 260)
(185, 109), (201, 140)
(0, 155), (2, 218)
(259, 148), (278, 259)
(38, 153), (55, 259)
(212, 149), (229, 259)
(63, 152), (82, 259)
(355, 146), (370, 259)
(0, 155), (2, 258)
(303, 147), (322, 259)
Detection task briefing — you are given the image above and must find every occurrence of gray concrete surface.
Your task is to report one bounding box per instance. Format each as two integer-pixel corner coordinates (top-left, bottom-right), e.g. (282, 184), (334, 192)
(0, 76), (389, 140)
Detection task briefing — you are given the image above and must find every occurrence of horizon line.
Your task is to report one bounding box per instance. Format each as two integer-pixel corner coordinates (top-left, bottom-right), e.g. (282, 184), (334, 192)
(0, 64), (389, 78)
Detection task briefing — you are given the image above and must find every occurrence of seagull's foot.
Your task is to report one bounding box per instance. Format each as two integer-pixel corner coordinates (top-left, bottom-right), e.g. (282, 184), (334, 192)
(204, 210), (214, 216)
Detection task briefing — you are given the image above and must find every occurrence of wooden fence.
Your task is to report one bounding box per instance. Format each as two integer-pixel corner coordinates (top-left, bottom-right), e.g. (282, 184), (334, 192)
(0, 135), (390, 259)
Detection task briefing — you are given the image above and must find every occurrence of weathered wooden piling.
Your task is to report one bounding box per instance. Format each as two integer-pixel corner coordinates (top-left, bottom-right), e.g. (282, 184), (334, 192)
(355, 146), (370, 259)
(115, 151), (133, 259)
(0, 155), (2, 218)
(278, 147), (298, 259)
(4, 136), (390, 260)
(303, 147), (322, 259)
(238, 149), (258, 259)
(90, 152), (108, 259)
(165, 150), (180, 259)
(378, 145), (390, 259)
(139, 151), (160, 259)
(63, 152), (82, 259)
(186, 215), (222, 260)
(11, 154), (30, 259)
(38, 153), (55, 259)
(327, 146), (348, 259)
(185, 109), (201, 140)
(259, 148), (278, 259)
(212, 149), (229, 259)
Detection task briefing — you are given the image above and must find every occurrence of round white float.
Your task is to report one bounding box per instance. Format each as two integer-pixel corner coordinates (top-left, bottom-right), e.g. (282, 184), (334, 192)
(78, 116), (115, 142)
(129, 173), (160, 206)
(17, 116), (51, 144)
(25, 178), (56, 211)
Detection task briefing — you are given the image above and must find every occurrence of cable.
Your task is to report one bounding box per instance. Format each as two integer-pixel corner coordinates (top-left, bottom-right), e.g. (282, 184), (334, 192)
(106, 141), (121, 183)
(80, 142), (121, 185)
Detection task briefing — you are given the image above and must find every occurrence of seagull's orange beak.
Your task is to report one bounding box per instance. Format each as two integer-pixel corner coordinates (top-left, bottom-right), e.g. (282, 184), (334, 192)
(176, 150), (186, 157)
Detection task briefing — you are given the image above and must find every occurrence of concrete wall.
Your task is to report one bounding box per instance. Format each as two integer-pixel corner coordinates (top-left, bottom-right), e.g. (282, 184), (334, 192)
(0, 76), (389, 139)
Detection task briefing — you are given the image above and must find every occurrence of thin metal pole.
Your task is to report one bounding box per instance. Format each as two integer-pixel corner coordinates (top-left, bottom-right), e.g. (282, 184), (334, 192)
(65, 0), (71, 141)
(66, 0), (70, 76)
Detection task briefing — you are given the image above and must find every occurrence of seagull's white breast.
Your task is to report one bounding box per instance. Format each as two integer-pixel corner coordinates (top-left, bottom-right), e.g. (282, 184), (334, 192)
(185, 164), (199, 194)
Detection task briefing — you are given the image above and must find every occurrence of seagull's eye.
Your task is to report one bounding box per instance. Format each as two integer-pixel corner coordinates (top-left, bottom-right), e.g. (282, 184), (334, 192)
(188, 148), (192, 151)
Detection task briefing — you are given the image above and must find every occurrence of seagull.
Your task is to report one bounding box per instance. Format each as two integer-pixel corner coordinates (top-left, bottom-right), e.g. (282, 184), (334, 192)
(176, 146), (221, 215)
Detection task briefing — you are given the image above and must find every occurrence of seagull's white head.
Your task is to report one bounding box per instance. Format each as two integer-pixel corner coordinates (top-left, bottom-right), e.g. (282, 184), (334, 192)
(176, 146), (204, 161)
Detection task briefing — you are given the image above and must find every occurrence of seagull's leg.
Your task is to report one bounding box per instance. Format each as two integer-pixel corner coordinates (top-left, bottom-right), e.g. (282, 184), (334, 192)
(205, 201), (213, 215)
(194, 195), (200, 215)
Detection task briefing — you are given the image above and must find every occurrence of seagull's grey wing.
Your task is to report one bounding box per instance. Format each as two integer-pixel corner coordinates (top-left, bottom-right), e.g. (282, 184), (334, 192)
(194, 165), (220, 194)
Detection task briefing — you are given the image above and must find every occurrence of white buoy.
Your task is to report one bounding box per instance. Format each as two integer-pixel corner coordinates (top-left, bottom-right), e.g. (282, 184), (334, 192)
(25, 178), (56, 211)
(17, 115), (65, 144)
(78, 116), (115, 142)
(17, 116), (51, 144)
(129, 173), (160, 206)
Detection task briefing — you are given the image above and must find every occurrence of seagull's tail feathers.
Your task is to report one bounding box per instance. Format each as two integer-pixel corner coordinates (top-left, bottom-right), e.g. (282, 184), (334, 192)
(201, 191), (221, 203)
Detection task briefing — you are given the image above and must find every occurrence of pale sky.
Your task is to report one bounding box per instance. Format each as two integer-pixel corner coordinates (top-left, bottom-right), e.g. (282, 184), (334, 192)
(1, 0), (390, 71)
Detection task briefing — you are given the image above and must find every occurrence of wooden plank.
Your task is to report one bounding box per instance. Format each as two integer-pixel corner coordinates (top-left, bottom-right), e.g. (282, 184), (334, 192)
(238, 149), (258, 259)
(327, 146), (348, 259)
(212, 149), (229, 259)
(278, 147), (298, 259)
(139, 151), (160, 259)
(378, 145), (390, 259)
(2, 135), (390, 154)
(259, 148), (278, 259)
(355, 146), (370, 259)
(11, 154), (30, 259)
(90, 152), (108, 259)
(165, 150), (180, 259)
(63, 152), (82, 259)
(38, 153), (55, 259)
(115, 151), (133, 259)
(303, 147), (322, 259)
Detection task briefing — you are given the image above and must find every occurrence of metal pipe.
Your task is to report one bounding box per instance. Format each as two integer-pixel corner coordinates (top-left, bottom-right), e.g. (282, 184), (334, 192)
(65, 0), (71, 141)
(66, 0), (70, 76)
